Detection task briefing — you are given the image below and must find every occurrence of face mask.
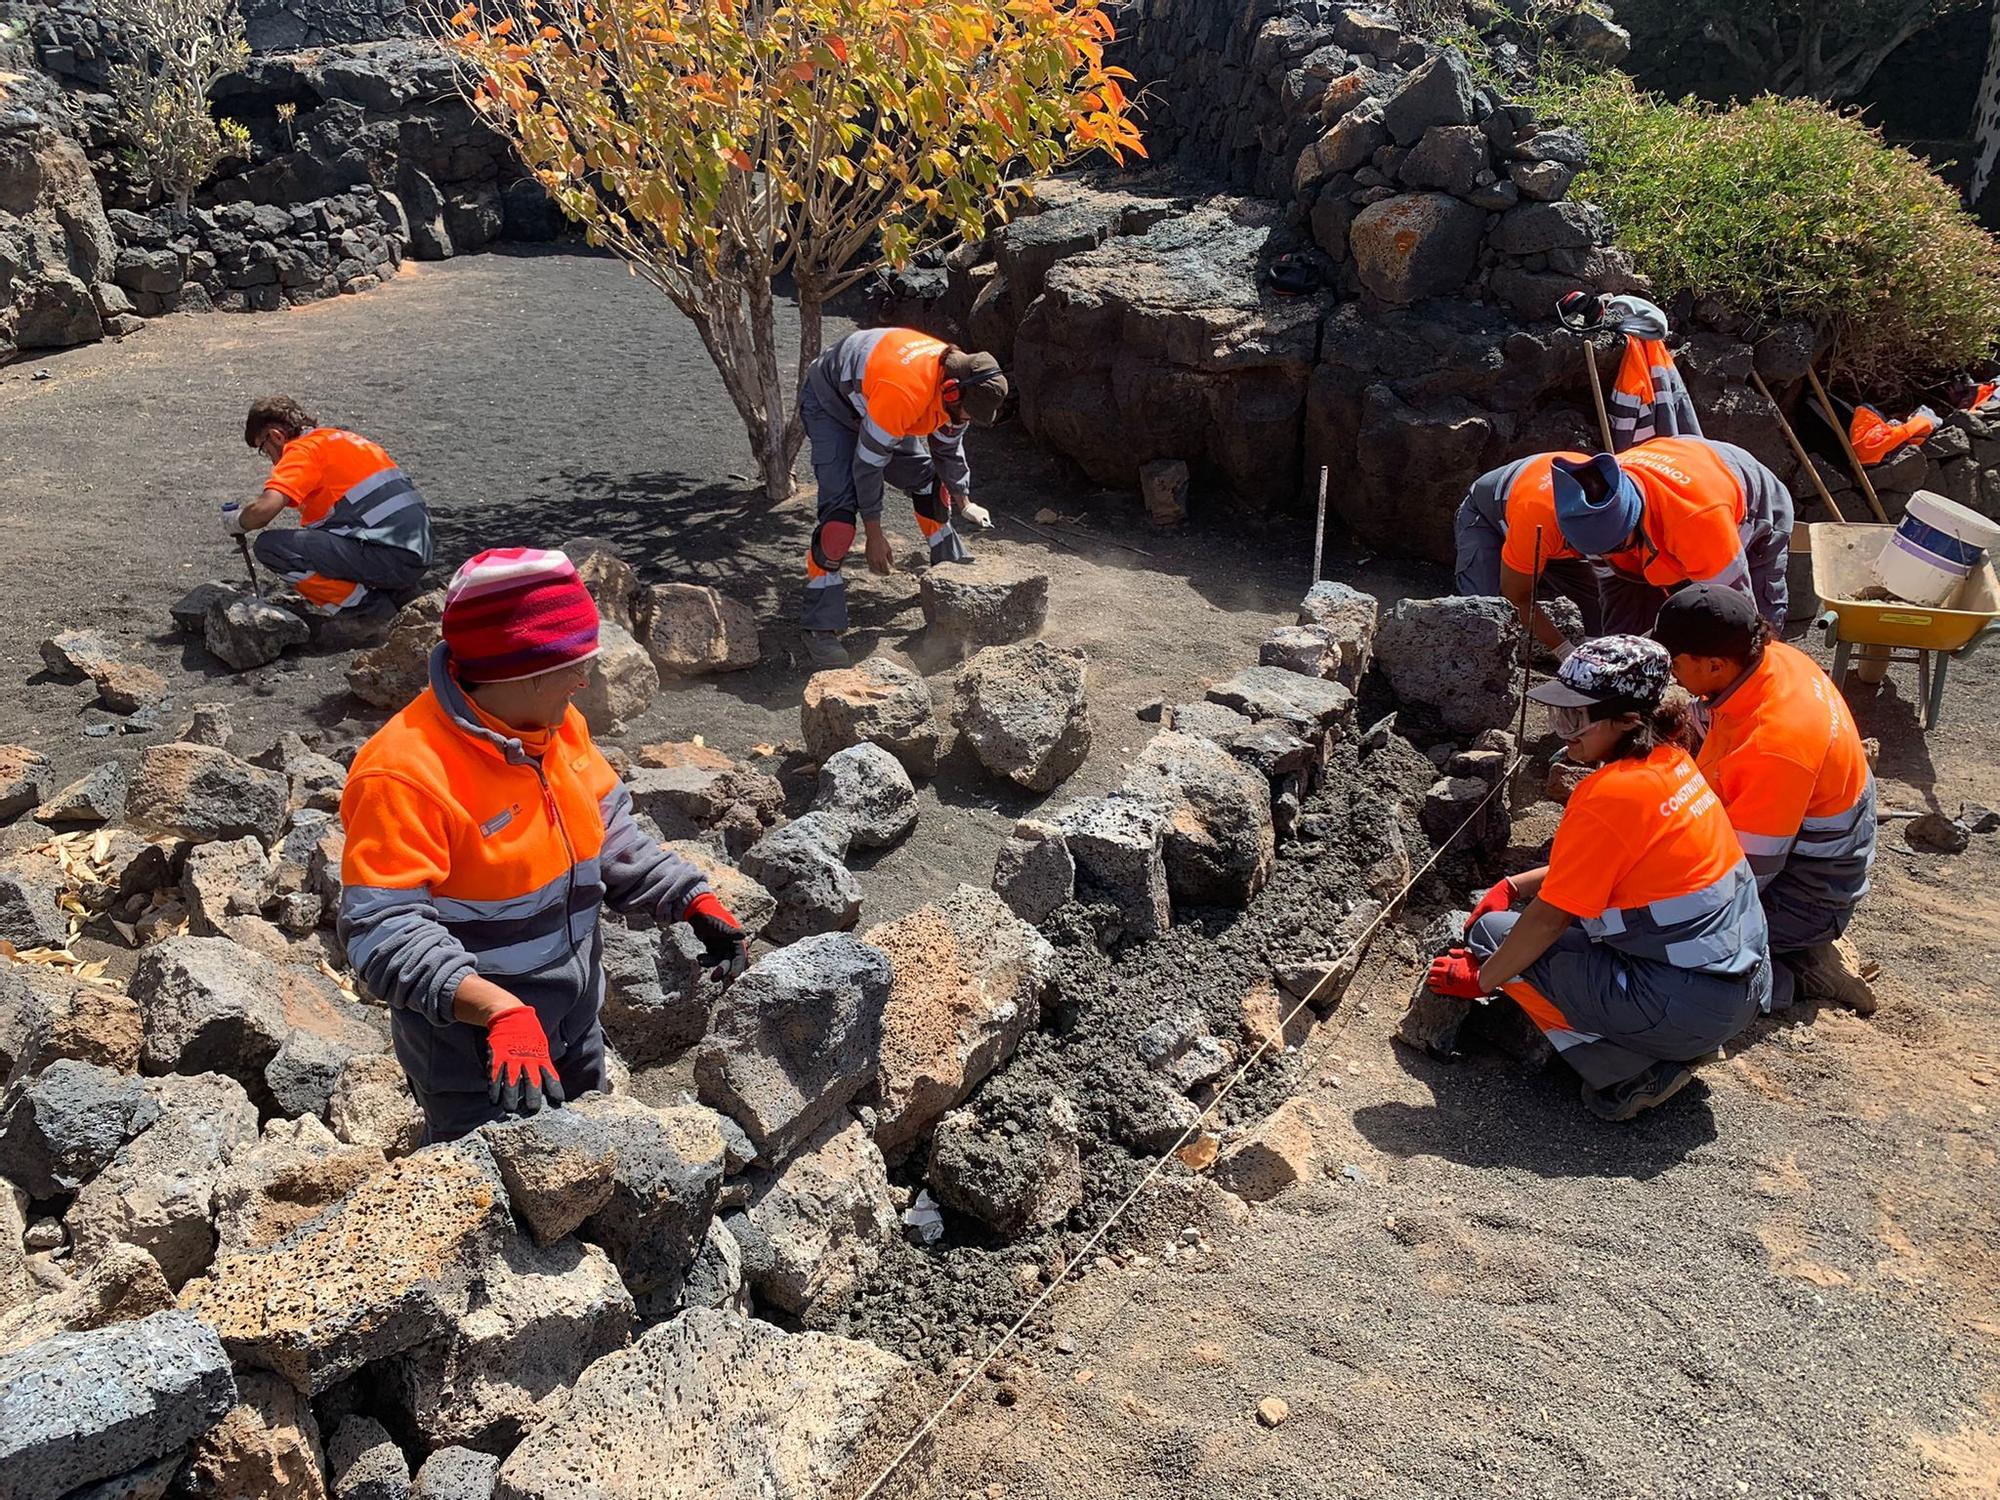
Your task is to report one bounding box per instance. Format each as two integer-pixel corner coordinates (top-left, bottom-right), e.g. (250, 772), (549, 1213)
(1547, 703), (1594, 741)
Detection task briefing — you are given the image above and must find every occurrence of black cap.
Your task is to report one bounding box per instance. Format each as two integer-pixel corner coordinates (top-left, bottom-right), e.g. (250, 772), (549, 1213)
(1653, 583), (1759, 659)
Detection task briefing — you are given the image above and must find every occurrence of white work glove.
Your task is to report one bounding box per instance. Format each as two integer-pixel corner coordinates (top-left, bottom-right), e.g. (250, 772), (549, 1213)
(221, 504), (246, 537)
(953, 494), (992, 531)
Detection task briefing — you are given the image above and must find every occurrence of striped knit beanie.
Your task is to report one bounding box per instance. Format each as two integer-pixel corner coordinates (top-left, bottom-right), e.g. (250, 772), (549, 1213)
(442, 548), (601, 684)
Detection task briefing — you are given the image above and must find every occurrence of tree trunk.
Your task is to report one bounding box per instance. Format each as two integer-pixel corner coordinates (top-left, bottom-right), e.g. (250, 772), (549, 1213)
(745, 270), (794, 502)
(1973, 1), (2000, 209)
(787, 294), (825, 468)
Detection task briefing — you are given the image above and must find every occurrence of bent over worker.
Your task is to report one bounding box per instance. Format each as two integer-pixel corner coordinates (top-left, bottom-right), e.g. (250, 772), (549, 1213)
(228, 395), (434, 615)
(1427, 637), (1770, 1121)
(337, 548), (749, 1142)
(1656, 584), (1878, 1015)
(1458, 435), (1792, 648)
(799, 327), (1007, 666)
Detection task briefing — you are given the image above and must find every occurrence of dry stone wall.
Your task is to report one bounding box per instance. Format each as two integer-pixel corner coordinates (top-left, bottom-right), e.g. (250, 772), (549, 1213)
(1, 0), (548, 359)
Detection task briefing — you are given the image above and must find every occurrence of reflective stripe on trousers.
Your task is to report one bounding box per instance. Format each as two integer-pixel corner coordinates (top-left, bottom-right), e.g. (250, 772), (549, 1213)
(1469, 910), (1765, 1087)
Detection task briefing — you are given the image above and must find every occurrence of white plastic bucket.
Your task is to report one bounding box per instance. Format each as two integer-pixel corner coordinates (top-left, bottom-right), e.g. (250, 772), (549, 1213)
(1874, 489), (2000, 606)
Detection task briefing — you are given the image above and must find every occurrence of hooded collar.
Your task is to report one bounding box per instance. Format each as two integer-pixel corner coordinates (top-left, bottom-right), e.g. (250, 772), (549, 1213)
(427, 644), (538, 766)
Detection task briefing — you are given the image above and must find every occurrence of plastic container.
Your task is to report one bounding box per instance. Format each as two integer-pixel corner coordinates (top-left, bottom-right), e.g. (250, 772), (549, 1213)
(1874, 489), (2000, 607)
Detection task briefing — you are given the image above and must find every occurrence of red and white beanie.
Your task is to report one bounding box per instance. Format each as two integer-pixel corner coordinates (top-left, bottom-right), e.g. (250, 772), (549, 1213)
(442, 548), (601, 684)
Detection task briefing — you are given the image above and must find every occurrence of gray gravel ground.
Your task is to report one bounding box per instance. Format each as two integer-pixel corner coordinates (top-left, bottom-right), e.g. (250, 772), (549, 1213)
(6, 249), (1998, 1500)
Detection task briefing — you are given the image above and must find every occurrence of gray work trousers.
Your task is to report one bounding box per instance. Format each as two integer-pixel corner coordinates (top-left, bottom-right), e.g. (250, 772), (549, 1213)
(801, 385), (970, 633)
(1468, 912), (1765, 1089)
(1453, 498), (1608, 636)
(254, 528), (428, 597)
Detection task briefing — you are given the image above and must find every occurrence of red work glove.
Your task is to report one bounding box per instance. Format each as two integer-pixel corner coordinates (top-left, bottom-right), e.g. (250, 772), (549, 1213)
(485, 1006), (563, 1116)
(1426, 948), (1488, 1001)
(683, 891), (750, 980)
(1467, 878), (1516, 929)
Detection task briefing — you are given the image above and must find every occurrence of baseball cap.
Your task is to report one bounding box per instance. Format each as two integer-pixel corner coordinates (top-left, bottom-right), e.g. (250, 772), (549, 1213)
(1652, 582), (1760, 660)
(943, 350), (1008, 425)
(1551, 453), (1643, 557)
(1528, 634), (1671, 711)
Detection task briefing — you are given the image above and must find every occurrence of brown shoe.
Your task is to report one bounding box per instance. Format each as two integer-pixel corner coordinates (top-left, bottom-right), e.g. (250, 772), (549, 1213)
(1793, 939), (1880, 1016)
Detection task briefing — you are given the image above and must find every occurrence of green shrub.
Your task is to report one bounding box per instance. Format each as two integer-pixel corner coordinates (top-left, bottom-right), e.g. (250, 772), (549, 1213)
(1536, 73), (2000, 391)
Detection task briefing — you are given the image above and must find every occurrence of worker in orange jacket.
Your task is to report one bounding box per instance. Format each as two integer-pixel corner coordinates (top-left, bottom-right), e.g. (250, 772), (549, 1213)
(1456, 435), (1793, 649)
(1427, 636), (1770, 1121)
(1656, 584), (1879, 1015)
(226, 395), (434, 617)
(799, 327), (1008, 666)
(338, 548), (748, 1142)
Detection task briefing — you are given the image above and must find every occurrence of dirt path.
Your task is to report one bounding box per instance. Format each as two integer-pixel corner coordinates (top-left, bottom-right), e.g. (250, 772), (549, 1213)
(912, 719), (2000, 1500)
(5, 250), (1998, 1499)
(0, 250), (1431, 927)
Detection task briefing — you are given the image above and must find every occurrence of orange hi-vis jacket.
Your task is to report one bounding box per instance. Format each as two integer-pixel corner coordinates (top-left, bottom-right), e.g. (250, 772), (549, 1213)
(804, 327), (973, 520)
(266, 427), (434, 563)
(1540, 745), (1766, 978)
(1697, 640), (1876, 909)
(338, 645), (708, 1095)
(1608, 336), (1700, 451)
(1492, 437), (1783, 601)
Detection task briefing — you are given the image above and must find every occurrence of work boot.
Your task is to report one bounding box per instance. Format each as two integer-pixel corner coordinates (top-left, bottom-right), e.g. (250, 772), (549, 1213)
(1791, 939), (1880, 1015)
(803, 630), (851, 669)
(954, 496), (993, 531)
(1580, 1060), (1695, 1122)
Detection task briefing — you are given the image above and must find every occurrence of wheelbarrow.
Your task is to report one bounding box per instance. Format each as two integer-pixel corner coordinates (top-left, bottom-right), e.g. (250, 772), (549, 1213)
(1807, 522), (2000, 730)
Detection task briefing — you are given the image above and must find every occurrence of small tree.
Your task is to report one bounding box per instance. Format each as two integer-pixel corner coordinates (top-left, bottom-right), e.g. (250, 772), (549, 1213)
(1637, 0), (1978, 105)
(101, 0), (251, 227)
(445, 0), (1144, 501)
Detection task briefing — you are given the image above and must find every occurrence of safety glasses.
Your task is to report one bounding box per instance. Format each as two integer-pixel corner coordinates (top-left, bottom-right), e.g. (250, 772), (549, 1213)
(1546, 703), (1595, 742)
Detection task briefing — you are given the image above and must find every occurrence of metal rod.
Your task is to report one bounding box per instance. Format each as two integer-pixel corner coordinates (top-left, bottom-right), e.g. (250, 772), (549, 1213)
(1750, 370), (1848, 524)
(1583, 336), (1615, 452)
(1514, 525), (1539, 785)
(234, 536), (260, 596)
(1806, 365), (1891, 524)
(1313, 465), (1328, 585)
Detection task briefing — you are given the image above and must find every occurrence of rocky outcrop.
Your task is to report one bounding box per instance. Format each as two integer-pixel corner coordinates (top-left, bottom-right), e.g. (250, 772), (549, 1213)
(1014, 196), (1329, 502)
(0, 68), (121, 358)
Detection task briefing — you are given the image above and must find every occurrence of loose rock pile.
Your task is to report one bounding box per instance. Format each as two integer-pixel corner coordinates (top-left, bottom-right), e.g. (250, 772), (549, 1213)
(3, 494), (1547, 1495)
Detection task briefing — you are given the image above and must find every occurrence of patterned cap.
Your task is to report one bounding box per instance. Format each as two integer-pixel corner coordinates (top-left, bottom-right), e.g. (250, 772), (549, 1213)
(1528, 634), (1671, 711)
(442, 548), (601, 684)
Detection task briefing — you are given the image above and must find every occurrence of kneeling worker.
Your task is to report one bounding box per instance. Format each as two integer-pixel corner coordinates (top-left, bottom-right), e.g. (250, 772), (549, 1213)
(1427, 637), (1770, 1120)
(227, 395), (434, 615)
(337, 548), (750, 1142)
(799, 327), (1007, 666)
(1654, 584), (1878, 1014)
(1455, 435), (1792, 648)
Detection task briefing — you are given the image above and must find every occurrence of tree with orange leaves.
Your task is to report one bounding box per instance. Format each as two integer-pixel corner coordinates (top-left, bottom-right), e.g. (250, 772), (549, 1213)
(445, 0), (1144, 500)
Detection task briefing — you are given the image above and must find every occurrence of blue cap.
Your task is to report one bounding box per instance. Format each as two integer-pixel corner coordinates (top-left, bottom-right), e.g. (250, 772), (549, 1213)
(1551, 453), (1642, 557)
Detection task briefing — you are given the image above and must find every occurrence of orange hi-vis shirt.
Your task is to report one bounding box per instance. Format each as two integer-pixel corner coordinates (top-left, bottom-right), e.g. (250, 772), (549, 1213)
(338, 647), (707, 1092)
(1697, 640), (1876, 901)
(266, 426), (433, 560)
(1541, 744), (1765, 977)
(804, 326), (973, 519)
(1498, 438), (1755, 594)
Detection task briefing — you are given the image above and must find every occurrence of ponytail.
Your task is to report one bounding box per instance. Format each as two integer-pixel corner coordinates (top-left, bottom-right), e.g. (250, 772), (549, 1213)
(1604, 686), (1697, 761)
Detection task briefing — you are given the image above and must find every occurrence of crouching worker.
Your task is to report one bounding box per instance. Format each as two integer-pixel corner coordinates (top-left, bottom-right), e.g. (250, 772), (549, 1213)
(1654, 584), (1878, 1014)
(337, 548), (750, 1142)
(228, 395), (434, 616)
(1427, 637), (1771, 1121)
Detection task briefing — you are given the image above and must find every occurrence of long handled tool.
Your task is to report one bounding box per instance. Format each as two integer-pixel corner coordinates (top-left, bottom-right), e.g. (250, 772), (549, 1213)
(1805, 365), (1891, 523)
(1750, 370), (1847, 523)
(1557, 293), (1617, 453)
(221, 505), (261, 595)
